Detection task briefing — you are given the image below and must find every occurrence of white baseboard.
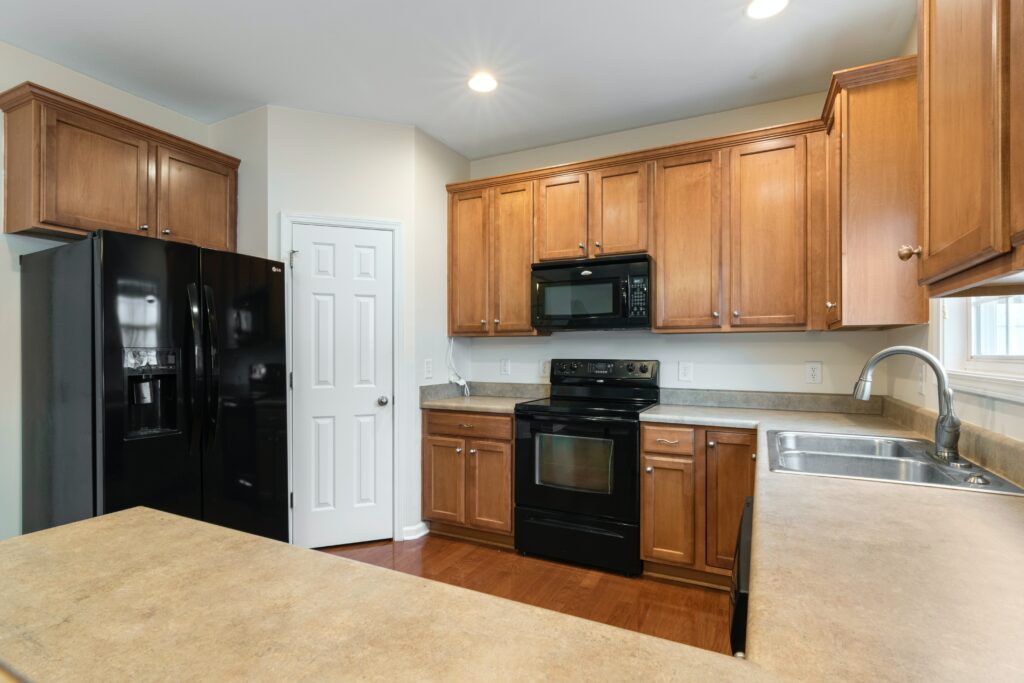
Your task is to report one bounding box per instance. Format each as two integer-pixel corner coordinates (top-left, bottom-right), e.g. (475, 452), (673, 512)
(401, 522), (429, 540)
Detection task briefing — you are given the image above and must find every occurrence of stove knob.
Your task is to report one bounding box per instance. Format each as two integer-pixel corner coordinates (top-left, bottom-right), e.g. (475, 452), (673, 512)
(626, 363), (636, 373)
(639, 363), (649, 374)
(558, 363), (569, 374)
(571, 362), (580, 371)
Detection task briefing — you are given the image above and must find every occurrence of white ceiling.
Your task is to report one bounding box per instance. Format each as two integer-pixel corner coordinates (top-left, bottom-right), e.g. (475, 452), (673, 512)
(0, 0), (916, 160)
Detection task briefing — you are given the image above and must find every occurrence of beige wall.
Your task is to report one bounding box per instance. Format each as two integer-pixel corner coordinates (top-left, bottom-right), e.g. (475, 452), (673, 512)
(0, 40), (212, 540)
(209, 107), (269, 259)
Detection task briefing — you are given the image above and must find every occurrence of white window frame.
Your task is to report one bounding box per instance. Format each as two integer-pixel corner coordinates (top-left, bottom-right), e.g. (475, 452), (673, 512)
(939, 298), (1024, 404)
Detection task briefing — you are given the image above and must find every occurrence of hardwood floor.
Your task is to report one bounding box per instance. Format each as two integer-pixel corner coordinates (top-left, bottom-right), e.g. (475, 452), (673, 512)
(320, 534), (731, 654)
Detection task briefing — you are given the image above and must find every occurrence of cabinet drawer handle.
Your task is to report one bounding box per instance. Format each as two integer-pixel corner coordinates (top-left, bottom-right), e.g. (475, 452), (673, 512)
(137, 224), (149, 232)
(655, 438), (679, 445)
(162, 228), (172, 235)
(708, 441), (716, 448)
(458, 423), (474, 429)
(645, 466), (653, 474)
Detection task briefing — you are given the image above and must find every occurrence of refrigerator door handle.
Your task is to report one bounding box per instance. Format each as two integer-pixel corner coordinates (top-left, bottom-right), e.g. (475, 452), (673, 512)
(186, 283), (205, 444)
(203, 284), (221, 445)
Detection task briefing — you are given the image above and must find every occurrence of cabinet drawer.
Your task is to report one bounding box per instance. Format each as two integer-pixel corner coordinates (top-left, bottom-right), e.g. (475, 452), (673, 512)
(642, 425), (695, 455)
(425, 411), (512, 440)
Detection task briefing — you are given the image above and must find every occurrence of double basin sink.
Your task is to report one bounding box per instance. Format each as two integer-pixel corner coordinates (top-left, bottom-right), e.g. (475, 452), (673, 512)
(768, 431), (1024, 496)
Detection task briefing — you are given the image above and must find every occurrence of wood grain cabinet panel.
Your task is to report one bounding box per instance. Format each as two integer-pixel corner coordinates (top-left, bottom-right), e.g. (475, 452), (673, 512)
(728, 136), (808, 327)
(0, 82), (239, 249)
(491, 182), (534, 334)
(919, 0), (1012, 281)
(653, 151), (722, 329)
(705, 430), (756, 570)
(466, 440), (512, 533)
(449, 189), (491, 335)
(535, 173), (587, 261)
(588, 162), (649, 256)
(40, 105), (149, 235)
(422, 436), (466, 525)
(1011, 0), (1024, 246)
(157, 146), (235, 250)
(641, 454), (696, 566)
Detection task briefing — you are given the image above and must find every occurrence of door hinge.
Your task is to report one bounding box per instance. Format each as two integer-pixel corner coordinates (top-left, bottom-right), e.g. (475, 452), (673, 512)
(289, 371), (293, 389)
(289, 250), (298, 268)
(289, 492), (294, 509)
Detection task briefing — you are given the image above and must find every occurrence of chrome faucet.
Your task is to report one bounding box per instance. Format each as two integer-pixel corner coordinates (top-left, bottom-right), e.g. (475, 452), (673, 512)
(852, 346), (962, 463)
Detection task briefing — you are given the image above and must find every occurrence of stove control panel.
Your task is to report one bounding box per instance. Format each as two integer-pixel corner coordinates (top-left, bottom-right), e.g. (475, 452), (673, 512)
(551, 359), (659, 380)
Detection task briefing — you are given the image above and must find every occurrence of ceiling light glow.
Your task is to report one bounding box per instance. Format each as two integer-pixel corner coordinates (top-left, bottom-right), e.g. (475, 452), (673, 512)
(468, 72), (498, 93)
(746, 0), (789, 19)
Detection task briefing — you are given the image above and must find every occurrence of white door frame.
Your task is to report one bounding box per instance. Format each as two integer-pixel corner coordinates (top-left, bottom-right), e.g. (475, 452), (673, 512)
(279, 212), (407, 544)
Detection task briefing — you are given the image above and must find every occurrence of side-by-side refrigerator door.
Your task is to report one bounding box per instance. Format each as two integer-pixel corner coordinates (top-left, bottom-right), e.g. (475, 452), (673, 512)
(98, 232), (203, 519)
(200, 249), (288, 542)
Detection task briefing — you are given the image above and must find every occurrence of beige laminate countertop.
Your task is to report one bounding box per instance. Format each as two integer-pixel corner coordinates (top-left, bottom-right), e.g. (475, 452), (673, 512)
(0, 508), (766, 683)
(420, 395), (522, 414)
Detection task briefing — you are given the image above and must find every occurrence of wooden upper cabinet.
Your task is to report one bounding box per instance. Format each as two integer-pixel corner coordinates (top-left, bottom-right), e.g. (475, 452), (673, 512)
(0, 82), (239, 250)
(534, 173), (587, 261)
(491, 182), (534, 334)
(1012, 0), (1024, 246)
(641, 453), (696, 567)
(823, 58), (927, 328)
(449, 189), (491, 335)
(466, 439), (512, 533)
(653, 151), (723, 330)
(705, 430), (755, 571)
(157, 146), (235, 250)
(422, 436), (466, 525)
(588, 162), (649, 256)
(919, 0), (1012, 282)
(728, 136), (808, 327)
(40, 105), (150, 236)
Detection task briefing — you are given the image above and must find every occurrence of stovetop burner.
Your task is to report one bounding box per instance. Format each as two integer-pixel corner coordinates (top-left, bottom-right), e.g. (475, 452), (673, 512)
(514, 358), (660, 418)
(515, 396), (657, 418)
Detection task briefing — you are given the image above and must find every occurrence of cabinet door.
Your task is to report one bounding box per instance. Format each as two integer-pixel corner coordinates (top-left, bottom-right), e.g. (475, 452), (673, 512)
(40, 105), (149, 235)
(534, 173), (587, 261)
(1012, 0), (1024, 246)
(705, 430), (755, 570)
(449, 189), (491, 335)
(422, 436), (466, 525)
(728, 136), (808, 327)
(491, 182), (534, 335)
(588, 162), (649, 256)
(157, 146), (235, 250)
(825, 94), (843, 327)
(466, 439), (512, 533)
(920, 0), (1011, 281)
(641, 454), (696, 566)
(653, 151), (722, 329)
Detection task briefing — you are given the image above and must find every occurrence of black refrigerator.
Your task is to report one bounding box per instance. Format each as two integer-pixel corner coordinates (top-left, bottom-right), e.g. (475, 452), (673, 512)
(21, 230), (288, 541)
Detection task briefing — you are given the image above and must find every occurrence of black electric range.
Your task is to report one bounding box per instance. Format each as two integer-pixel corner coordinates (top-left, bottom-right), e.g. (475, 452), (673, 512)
(513, 359), (659, 575)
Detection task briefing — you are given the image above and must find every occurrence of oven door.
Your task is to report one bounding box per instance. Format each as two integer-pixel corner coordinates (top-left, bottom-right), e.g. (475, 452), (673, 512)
(515, 413), (639, 523)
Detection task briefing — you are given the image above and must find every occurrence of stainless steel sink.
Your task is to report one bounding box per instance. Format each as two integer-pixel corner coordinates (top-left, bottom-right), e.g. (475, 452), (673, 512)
(768, 431), (1024, 496)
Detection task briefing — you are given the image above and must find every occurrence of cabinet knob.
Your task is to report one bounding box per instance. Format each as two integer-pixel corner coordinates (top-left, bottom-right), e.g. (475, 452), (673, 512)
(455, 447), (463, 455)
(137, 224), (149, 232)
(578, 242), (585, 250)
(458, 423), (474, 429)
(825, 301), (837, 311)
(645, 466), (653, 474)
(161, 228), (172, 235)
(752, 452), (757, 460)
(897, 244), (923, 261)
(712, 311), (720, 319)
(732, 311), (740, 318)
(469, 449), (477, 455)
(708, 441), (716, 448)
(494, 319), (500, 324)
(595, 241), (602, 248)
(480, 319), (487, 325)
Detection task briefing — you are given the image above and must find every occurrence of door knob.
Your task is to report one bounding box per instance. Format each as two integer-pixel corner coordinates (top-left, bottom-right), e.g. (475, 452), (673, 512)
(137, 224), (149, 232)
(708, 441), (716, 448)
(645, 466), (653, 474)
(897, 244), (923, 261)
(377, 396), (389, 406)
(161, 228), (172, 235)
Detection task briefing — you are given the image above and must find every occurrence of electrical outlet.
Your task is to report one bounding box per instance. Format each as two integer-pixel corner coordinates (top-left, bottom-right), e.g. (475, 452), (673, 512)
(500, 359), (511, 376)
(805, 361), (823, 384)
(918, 365), (925, 396)
(423, 358), (433, 380)
(677, 361), (694, 382)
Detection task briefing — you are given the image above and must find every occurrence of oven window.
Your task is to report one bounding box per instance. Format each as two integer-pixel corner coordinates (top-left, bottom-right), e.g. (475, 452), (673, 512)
(534, 434), (614, 494)
(541, 282), (616, 316)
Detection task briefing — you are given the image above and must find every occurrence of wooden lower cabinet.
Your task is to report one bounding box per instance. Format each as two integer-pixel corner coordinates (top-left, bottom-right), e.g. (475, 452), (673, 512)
(422, 411), (513, 545)
(640, 423), (756, 587)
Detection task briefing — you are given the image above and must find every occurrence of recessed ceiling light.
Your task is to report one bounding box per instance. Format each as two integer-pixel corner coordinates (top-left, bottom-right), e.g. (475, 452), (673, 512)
(468, 72), (498, 93)
(746, 0), (789, 19)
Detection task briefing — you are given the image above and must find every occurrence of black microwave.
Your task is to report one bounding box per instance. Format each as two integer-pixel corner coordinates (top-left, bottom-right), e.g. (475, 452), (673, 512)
(531, 254), (651, 330)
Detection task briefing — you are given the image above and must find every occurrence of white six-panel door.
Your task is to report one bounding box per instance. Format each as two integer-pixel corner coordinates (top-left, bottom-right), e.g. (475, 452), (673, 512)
(291, 222), (394, 548)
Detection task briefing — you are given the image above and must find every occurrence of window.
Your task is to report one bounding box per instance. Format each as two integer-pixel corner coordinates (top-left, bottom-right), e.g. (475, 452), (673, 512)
(940, 297), (1024, 403)
(971, 295), (1024, 358)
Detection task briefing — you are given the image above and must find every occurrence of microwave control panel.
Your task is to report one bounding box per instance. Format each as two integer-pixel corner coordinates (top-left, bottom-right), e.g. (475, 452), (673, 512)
(628, 276), (649, 318)
(552, 359), (659, 380)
